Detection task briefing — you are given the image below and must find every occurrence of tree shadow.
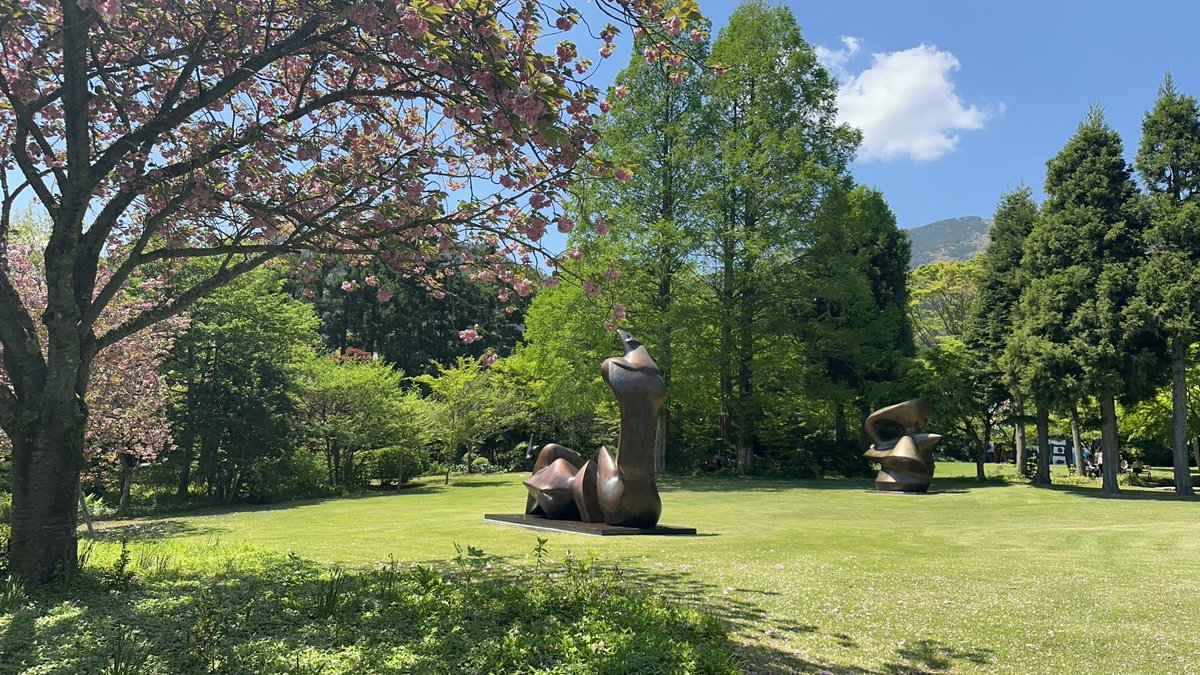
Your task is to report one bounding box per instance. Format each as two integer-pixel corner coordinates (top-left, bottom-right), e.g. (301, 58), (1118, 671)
(87, 520), (215, 542)
(1038, 482), (1200, 502)
(658, 475), (1016, 495)
(882, 638), (994, 673)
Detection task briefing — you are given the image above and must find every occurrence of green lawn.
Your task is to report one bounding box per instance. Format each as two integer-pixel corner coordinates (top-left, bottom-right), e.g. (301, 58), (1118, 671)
(91, 464), (1200, 674)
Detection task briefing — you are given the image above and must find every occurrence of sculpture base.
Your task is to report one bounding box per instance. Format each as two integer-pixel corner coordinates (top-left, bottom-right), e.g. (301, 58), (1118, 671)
(483, 514), (696, 536)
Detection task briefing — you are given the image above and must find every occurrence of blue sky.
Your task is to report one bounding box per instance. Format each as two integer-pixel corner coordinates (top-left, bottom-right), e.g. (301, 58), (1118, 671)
(589, 0), (1200, 229)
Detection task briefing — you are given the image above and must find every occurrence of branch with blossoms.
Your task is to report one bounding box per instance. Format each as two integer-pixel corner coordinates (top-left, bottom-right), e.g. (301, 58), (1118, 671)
(0, 0), (706, 411)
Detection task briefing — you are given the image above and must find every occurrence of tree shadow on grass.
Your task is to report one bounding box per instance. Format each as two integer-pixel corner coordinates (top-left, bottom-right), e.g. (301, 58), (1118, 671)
(658, 475), (1016, 496)
(613, 564), (995, 675)
(88, 520), (215, 542)
(1038, 482), (1200, 502)
(882, 639), (994, 674)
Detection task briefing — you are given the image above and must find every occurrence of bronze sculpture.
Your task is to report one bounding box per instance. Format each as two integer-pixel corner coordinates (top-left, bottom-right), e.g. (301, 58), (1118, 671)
(524, 331), (664, 527)
(863, 399), (941, 492)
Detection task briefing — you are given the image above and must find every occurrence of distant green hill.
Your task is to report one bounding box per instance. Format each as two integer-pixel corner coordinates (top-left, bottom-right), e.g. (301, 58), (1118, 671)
(906, 216), (992, 269)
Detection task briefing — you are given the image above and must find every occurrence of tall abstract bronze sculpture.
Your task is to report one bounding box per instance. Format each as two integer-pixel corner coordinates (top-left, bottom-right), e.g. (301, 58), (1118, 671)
(863, 399), (941, 492)
(524, 331), (664, 527)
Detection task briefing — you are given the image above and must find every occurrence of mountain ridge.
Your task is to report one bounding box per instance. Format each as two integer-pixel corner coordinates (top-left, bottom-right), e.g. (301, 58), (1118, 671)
(906, 215), (992, 269)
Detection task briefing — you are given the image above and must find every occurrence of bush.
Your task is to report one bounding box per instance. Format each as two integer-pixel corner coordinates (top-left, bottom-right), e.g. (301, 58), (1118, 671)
(241, 450), (335, 503)
(361, 445), (429, 487)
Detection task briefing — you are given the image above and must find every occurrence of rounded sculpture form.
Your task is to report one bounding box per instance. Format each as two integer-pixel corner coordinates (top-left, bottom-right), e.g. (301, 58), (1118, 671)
(862, 399), (942, 493)
(523, 330), (664, 527)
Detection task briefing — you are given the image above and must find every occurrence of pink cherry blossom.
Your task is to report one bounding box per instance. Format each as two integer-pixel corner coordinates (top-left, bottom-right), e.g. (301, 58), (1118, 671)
(583, 280), (601, 298)
(459, 328), (481, 344)
(341, 280), (356, 292)
(594, 217), (610, 235)
(365, 275), (378, 287)
(377, 289), (394, 302)
(604, 268), (621, 282)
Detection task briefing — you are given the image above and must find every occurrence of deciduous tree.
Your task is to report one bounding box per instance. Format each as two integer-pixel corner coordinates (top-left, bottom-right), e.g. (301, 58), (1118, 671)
(0, 0), (698, 582)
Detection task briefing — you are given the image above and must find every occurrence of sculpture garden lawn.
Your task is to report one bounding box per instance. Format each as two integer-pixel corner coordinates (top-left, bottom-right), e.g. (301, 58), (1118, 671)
(13, 464), (1200, 673)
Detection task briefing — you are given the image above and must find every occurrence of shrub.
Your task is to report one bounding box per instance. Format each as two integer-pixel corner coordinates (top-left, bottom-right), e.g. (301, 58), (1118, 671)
(361, 445), (429, 487)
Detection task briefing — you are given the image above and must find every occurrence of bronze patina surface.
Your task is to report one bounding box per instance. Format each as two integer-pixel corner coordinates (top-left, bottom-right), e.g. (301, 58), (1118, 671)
(862, 399), (942, 493)
(521, 331), (666, 528)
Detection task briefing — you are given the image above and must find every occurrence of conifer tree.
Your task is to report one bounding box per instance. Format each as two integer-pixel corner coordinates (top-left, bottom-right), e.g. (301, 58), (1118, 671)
(1014, 108), (1153, 494)
(1132, 74), (1200, 495)
(966, 187), (1038, 478)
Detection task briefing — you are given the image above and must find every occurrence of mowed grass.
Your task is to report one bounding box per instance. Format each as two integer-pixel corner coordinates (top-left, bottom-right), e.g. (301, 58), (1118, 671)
(97, 464), (1200, 674)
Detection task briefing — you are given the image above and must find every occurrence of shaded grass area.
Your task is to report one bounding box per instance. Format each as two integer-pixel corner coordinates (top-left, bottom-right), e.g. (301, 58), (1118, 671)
(0, 539), (734, 674)
(73, 464), (1200, 673)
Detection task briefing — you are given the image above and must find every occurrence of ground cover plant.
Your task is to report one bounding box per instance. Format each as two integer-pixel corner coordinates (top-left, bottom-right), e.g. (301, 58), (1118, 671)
(0, 537), (733, 674)
(47, 464), (1200, 674)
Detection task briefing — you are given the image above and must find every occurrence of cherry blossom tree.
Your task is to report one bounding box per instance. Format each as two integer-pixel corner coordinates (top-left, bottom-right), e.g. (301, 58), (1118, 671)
(0, 0), (701, 582)
(0, 236), (181, 517)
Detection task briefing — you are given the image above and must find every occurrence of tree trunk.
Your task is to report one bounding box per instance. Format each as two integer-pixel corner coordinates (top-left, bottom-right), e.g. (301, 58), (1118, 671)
(7, 406), (89, 584)
(117, 452), (135, 516)
(1014, 402), (1028, 478)
(654, 404), (668, 475)
(833, 403), (847, 444)
(1032, 405), (1051, 485)
(1170, 336), (1194, 495)
(977, 419), (991, 482)
(175, 425), (196, 498)
(1070, 406), (1085, 476)
(736, 355), (754, 471)
(1098, 391), (1121, 495)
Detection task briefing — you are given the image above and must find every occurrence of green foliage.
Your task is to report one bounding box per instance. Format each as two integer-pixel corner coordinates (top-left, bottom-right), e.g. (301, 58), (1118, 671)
(0, 539), (735, 674)
(1014, 107), (1159, 404)
(163, 266), (321, 503)
(295, 353), (412, 487)
(296, 259), (529, 377)
(413, 357), (532, 482)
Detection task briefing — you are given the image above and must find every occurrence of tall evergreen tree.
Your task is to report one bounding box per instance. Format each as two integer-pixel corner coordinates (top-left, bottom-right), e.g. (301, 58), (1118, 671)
(706, 0), (858, 469)
(965, 187), (1038, 479)
(1014, 108), (1153, 494)
(1132, 74), (1200, 495)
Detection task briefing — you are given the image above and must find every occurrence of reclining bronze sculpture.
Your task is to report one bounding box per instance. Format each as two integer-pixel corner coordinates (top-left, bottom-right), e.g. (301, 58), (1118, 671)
(862, 399), (941, 492)
(524, 330), (664, 527)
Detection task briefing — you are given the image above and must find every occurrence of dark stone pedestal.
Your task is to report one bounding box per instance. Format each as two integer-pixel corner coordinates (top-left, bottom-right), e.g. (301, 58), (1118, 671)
(483, 514), (696, 536)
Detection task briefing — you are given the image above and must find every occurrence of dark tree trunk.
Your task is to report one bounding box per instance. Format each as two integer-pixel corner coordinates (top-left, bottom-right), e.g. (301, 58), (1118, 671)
(834, 403), (846, 444)
(175, 425), (196, 498)
(736, 354), (754, 471)
(1170, 336), (1194, 495)
(1099, 392), (1121, 495)
(117, 452), (135, 516)
(1014, 402), (1028, 478)
(1070, 405), (1085, 476)
(654, 404), (668, 475)
(977, 419), (991, 482)
(7, 403), (89, 584)
(1032, 405), (1051, 485)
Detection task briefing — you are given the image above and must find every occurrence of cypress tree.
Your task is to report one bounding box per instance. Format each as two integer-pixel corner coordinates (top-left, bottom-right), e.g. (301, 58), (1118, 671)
(1132, 74), (1200, 495)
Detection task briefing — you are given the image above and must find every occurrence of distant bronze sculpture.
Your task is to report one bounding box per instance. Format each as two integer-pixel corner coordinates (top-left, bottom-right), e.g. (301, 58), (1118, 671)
(863, 399), (942, 492)
(524, 331), (664, 527)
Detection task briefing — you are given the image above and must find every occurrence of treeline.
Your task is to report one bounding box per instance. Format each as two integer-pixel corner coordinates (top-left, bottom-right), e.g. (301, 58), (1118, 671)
(506, 1), (914, 477)
(907, 76), (1200, 495)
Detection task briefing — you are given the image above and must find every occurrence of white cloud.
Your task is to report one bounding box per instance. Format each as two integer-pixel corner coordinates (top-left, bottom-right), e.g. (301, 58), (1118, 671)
(820, 40), (999, 162)
(814, 36), (861, 71)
